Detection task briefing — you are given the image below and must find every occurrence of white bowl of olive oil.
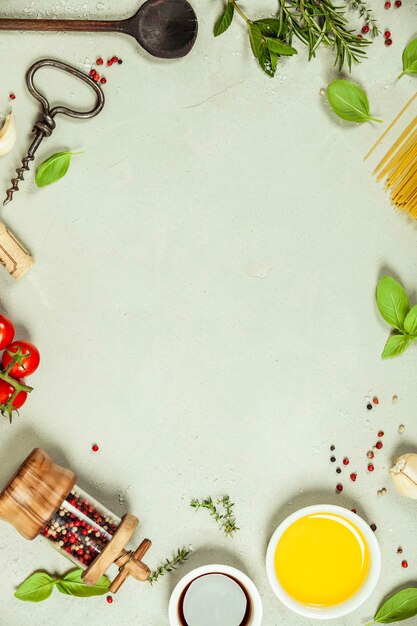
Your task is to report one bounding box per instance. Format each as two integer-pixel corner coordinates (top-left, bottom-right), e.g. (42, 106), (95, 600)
(266, 504), (381, 619)
(168, 564), (263, 626)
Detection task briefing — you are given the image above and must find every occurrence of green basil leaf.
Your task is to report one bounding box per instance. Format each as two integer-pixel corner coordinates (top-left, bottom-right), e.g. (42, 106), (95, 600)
(258, 45), (278, 77)
(265, 37), (297, 56)
(399, 38), (417, 79)
(214, 2), (234, 37)
(253, 18), (288, 38)
(35, 151), (78, 188)
(381, 334), (409, 359)
(248, 25), (263, 58)
(372, 587), (417, 623)
(56, 569), (110, 597)
(404, 304), (417, 335)
(377, 276), (410, 330)
(326, 79), (382, 124)
(15, 572), (55, 602)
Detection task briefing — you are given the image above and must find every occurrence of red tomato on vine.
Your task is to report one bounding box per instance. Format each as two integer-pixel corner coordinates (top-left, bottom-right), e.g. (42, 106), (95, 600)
(2, 340), (40, 377)
(0, 378), (27, 409)
(0, 315), (14, 350)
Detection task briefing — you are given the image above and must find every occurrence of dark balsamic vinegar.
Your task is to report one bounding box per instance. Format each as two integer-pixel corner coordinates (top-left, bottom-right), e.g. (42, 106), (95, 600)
(178, 573), (252, 626)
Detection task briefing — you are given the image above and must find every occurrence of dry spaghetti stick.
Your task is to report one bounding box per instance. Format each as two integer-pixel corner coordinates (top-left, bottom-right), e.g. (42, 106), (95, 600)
(391, 161), (417, 201)
(383, 136), (417, 186)
(374, 116), (417, 176)
(377, 133), (417, 182)
(365, 91), (417, 162)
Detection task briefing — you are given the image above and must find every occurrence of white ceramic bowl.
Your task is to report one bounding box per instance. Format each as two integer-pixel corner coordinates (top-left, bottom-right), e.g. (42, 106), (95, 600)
(168, 564), (263, 626)
(266, 504), (381, 620)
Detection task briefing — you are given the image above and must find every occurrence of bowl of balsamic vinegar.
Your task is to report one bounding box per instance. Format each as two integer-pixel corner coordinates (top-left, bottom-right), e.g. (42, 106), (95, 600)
(168, 564), (263, 626)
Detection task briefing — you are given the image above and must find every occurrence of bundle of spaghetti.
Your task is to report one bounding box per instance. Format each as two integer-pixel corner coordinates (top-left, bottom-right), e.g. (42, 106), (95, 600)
(365, 91), (417, 219)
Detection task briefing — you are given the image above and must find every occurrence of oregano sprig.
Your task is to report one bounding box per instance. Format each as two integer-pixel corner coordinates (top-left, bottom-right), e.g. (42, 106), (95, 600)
(191, 496), (239, 537)
(148, 547), (191, 585)
(376, 275), (417, 359)
(15, 569), (110, 602)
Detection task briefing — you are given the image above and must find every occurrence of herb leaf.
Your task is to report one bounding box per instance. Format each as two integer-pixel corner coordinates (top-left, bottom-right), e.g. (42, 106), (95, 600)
(377, 276), (410, 331)
(15, 572), (55, 602)
(265, 37), (297, 56)
(399, 38), (417, 79)
(382, 335), (409, 359)
(253, 18), (288, 38)
(56, 569), (110, 597)
(248, 25), (263, 58)
(214, 1), (234, 37)
(148, 547), (191, 585)
(191, 495), (239, 536)
(404, 305), (417, 336)
(258, 46), (278, 77)
(35, 151), (79, 188)
(369, 587), (417, 624)
(326, 80), (382, 123)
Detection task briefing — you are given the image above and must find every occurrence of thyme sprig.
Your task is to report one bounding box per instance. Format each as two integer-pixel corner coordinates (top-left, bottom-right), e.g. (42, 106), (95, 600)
(346, 0), (379, 37)
(148, 547), (191, 585)
(190, 496), (239, 537)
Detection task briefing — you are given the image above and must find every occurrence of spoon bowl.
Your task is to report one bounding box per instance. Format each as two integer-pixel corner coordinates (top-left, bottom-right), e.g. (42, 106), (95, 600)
(0, 0), (198, 59)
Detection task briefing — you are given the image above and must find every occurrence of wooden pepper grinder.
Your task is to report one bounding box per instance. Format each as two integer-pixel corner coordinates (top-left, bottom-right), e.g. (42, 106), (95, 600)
(0, 448), (151, 592)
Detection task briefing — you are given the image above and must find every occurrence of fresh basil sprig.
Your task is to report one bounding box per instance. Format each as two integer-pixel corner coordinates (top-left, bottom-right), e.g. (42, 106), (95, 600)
(398, 38), (417, 79)
(376, 275), (417, 359)
(326, 80), (382, 123)
(214, 0), (234, 36)
(15, 569), (110, 602)
(35, 151), (81, 188)
(366, 587), (417, 624)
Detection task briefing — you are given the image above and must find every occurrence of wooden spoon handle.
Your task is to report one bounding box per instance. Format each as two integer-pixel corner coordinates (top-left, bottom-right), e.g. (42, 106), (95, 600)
(0, 18), (126, 34)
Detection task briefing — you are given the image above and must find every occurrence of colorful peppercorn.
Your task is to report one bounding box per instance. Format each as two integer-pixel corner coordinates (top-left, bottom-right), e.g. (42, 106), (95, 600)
(92, 443), (99, 452)
(385, 0), (391, 6)
(370, 523), (377, 532)
(336, 483), (343, 492)
(373, 396), (379, 404)
(96, 57), (103, 65)
(343, 457), (349, 466)
(368, 463), (374, 472)
(384, 31), (391, 39)
(378, 431), (384, 437)
(107, 595), (113, 604)
(350, 473), (357, 482)
(362, 24), (370, 34)
(376, 441), (383, 449)
(385, 38), (393, 46)
(100, 77), (107, 84)
(367, 403), (372, 410)
(402, 560), (408, 568)
(9, 93), (16, 100)
(394, 0), (402, 6)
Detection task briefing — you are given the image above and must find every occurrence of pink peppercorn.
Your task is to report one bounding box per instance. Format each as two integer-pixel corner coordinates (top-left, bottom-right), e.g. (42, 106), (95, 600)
(376, 441), (383, 449)
(362, 24), (370, 34)
(384, 1), (391, 7)
(402, 560), (408, 568)
(394, 0), (402, 6)
(96, 57), (103, 65)
(343, 457), (350, 466)
(384, 31), (391, 39)
(378, 430), (384, 437)
(373, 396), (379, 404)
(368, 463), (374, 472)
(350, 473), (357, 482)
(92, 443), (99, 452)
(336, 483), (343, 492)
(9, 93), (15, 100)
(107, 595), (113, 604)
(385, 38), (393, 46)
(100, 77), (107, 84)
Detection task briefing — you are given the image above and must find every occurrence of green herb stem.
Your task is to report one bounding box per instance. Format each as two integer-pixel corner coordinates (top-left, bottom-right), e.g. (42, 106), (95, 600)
(148, 547), (191, 585)
(231, 0), (252, 24)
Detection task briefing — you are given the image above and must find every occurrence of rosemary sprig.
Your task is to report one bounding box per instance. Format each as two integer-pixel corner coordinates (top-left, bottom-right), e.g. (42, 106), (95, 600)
(148, 547), (191, 585)
(279, 0), (371, 71)
(190, 496), (239, 537)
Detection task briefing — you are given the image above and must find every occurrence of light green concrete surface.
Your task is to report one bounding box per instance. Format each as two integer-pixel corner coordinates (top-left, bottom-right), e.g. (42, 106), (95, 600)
(0, 1), (417, 625)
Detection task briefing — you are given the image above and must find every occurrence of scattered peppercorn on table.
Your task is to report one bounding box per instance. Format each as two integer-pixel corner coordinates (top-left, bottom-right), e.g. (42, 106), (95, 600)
(1, 0), (417, 625)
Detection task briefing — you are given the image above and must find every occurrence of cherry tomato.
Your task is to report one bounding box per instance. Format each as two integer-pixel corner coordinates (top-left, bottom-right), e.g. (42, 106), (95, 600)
(2, 340), (40, 377)
(0, 378), (27, 408)
(0, 315), (14, 350)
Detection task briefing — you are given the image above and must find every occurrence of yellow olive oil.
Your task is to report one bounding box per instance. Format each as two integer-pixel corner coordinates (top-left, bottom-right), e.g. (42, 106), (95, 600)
(274, 512), (370, 607)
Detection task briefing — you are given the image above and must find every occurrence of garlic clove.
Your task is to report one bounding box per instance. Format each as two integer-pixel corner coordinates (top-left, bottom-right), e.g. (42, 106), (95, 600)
(390, 453), (417, 499)
(0, 112), (16, 157)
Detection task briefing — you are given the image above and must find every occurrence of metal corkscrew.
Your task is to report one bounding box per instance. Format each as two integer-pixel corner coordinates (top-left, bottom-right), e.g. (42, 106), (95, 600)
(4, 58), (105, 206)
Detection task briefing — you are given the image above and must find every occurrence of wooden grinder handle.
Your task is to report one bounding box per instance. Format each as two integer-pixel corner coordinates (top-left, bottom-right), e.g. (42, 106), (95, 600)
(110, 539), (152, 593)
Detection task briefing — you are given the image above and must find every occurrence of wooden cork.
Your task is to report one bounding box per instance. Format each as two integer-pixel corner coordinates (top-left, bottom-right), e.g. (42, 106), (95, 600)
(0, 222), (34, 279)
(0, 448), (76, 539)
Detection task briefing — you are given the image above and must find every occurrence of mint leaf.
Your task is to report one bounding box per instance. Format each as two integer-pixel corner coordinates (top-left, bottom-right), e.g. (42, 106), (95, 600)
(35, 151), (79, 188)
(252, 18), (288, 38)
(258, 45), (278, 77)
(248, 25), (263, 58)
(15, 572), (55, 602)
(382, 334), (409, 359)
(377, 276), (410, 331)
(326, 80), (382, 124)
(214, 2), (234, 37)
(265, 37), (297, 56)
(56, 569), (110, 597)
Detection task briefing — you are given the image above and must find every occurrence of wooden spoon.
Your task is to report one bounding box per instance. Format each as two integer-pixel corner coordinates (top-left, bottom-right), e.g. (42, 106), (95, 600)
(0, 0), (198, 59)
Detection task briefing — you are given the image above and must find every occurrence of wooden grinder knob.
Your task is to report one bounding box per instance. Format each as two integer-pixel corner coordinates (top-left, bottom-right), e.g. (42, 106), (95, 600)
(111, 539), (152, 593)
